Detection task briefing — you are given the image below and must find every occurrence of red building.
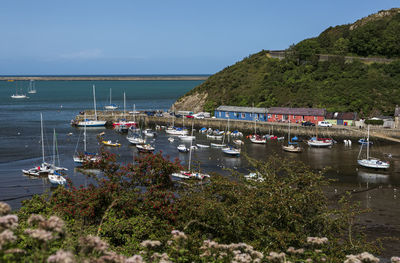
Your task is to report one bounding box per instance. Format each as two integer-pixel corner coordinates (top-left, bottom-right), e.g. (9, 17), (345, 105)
(267, 107), (326, 124)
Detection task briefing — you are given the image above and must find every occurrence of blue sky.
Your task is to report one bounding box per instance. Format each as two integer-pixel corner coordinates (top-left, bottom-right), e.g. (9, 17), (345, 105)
(0, 0), (398, 75)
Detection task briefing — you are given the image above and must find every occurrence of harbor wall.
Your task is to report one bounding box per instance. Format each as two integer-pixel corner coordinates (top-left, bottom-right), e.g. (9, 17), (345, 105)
(75, 110), (400, 143)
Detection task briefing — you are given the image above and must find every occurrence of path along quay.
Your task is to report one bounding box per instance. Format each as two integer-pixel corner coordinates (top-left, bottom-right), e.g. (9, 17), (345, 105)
(74, 110), (400, 143)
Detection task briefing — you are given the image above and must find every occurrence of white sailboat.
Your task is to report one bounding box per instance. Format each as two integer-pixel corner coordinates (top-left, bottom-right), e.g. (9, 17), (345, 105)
(11, 83), (28, 99)
(73, 114), (100, 164)
(22, 114), (56, 176)
(249, 115), (266, 144)
(77, 85), (106, 127)
(282, 121), (302, 153)
(166, 105), (188, 135)
(307, 124), (333, 147)
(172, 125), (210, 180)
(113, 92), (136, 130)
(48, 129), (68, 185)
(357, 125), (390, 169)
(104, 88), (118, 110)
(28, 80), (37, 94)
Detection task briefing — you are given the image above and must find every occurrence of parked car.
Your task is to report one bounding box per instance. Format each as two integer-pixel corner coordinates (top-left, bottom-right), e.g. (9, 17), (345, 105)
(318, 121), (332, 127)
(301, 121), (315, 126)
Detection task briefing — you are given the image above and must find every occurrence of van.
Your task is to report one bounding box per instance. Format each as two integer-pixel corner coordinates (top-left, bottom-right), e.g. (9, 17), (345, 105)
(318, 121), (332, 127)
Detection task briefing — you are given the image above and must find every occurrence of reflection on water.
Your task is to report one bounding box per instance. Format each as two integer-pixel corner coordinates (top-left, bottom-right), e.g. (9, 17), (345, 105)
(357, 170), (390, 184)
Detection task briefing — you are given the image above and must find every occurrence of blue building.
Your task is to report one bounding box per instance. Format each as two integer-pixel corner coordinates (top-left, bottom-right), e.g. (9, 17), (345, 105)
(214, 106), (269, 122)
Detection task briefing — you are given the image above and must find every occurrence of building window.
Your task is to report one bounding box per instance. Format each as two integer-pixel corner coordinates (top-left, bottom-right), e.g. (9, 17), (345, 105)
(225, 112), (229, 118)
(268, 114), (271, 118)
(314, 116), (317, 120)
(275, 114), (278, 118)
(241, 113), (245, 118)
(293, 115), (296, 119)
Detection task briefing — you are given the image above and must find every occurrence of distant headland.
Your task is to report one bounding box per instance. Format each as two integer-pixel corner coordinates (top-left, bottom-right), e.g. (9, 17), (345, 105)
(0, 75), (209, 81)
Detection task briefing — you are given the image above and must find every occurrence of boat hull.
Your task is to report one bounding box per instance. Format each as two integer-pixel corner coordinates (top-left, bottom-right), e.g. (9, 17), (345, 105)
(77, 120), (106, 127)
(357, 159), (390, 169)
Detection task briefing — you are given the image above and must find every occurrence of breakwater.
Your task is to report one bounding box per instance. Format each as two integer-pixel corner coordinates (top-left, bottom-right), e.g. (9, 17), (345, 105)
(75, 110), (400, 143)
(0, 75), (209, 81)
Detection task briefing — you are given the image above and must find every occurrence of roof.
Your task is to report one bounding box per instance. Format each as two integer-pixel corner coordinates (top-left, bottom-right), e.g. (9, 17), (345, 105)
(268, 107), (326, 116)
(215, 106), (268, 114)
(326, 112), (358, 120)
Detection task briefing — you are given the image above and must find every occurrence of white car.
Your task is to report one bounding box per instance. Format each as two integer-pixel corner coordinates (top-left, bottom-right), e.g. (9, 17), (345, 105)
(318, 121), (332, 127)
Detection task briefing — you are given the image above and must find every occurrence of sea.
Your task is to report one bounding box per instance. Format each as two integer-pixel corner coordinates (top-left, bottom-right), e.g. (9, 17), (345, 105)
(0, 78), (399, 255)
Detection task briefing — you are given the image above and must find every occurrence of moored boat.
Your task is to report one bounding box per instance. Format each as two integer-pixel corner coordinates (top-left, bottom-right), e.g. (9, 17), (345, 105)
(102, 140), (121, 147)
(136, 144), (155, 153)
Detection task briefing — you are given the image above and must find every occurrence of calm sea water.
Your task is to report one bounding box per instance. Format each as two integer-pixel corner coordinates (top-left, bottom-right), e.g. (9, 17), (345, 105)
(1, 79), (398, 257)
(0, 80), (399, 217)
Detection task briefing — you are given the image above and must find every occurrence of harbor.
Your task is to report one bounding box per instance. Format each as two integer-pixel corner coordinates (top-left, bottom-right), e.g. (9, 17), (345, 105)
(73, 109), (400, 143)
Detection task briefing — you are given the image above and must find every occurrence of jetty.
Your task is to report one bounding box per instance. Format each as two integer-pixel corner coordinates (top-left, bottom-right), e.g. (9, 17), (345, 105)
(0, 75), (209, 81)
(73, 110), (400, 143)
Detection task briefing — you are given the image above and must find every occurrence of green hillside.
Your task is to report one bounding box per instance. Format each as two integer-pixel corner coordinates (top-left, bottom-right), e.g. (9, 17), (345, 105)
(176, 8), (400, 117)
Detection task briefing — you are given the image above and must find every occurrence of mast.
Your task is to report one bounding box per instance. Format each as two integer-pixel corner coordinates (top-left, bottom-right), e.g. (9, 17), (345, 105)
(367, 125), (370, 159)
(84, 113), (87, 152)
(93, 85), (97, 121)
(123, 92), (126, 119)
(188, 120), (194, 171)
(41, 113), (45, 163)
(110, 89), (112, 105)
(133, 104), (136, 123)
(288, 120), (291, 144)
(52, 129), (56, 166)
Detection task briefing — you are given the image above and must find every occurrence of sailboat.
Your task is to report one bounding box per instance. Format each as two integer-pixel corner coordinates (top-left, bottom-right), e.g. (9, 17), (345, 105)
(249, 115), (266, 144)
(28, 80), (37, 94)
(73, 114), (100, 164)
(307, 123), (333, 147)
(166, 105), (188, 135)
(77, 85), (107, 127)
(113, 92), (137, 130)
(104, 88), (118, 110)
(172, 124), (210, 180)
(11, 81), (28, 99)
(22, 114), (58, 176)
(357, 125), (390, 169)
(48, 129), (68, 185)
(282, 121), (302, 153)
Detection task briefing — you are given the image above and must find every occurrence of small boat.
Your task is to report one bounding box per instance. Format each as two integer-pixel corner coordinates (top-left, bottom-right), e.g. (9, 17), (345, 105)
(166, 127), (189, 136)
(233, 139), (244, 146)
(307, 137), (333, 147)
(230, 130), (243, 137)
(28, 80), (37, 94)
(199, 127), (208, 133)
(211, 143), (226, 148)
(190, 145), (198, 150)
(196, 143), (210, 148)
(171, 171), (210, 180)
(244, 172), (264, 182)
(358, 138), (373, 145)
(136, 144), (155, 153)
(22, 167), (42, 177)
(48, 171), (67, 186)
(222, 146), (241, 156)
(357, 125), (389, 169)
(179, 135), (195, 141)
(104, 88), (118, 110)
(249, 135), (266, 144)
(11, 94), (28, 99)
(206, 134), (223, 140)
(143, 129), (156, 137)
(127, 133), (146, 145)
(177, 144), (189, 153)
(282, 143), (302, 153)
(282, 121), (302, 153)
(76, 86), (106, 127)
(168, 137), (175, 143)
(102, 140), (121, 147)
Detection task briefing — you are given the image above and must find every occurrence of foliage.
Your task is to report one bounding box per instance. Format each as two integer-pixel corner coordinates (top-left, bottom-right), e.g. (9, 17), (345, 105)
(365, 119), (384, 125)
(1, 151), (386, 261)
(190, 50), (400, 116)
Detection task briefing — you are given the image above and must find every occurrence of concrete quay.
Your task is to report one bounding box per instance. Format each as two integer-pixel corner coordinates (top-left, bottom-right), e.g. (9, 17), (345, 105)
(75, 110), (400, 143)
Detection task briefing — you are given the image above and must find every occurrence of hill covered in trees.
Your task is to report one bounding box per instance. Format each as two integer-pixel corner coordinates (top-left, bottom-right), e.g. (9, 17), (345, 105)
(174, 8), (400, 117)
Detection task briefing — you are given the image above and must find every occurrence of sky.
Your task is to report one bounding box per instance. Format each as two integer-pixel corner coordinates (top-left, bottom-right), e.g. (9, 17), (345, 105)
(0, 0), (398, 75)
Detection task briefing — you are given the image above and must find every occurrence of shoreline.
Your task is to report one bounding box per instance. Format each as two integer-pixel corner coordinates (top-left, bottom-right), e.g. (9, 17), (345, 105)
(0, 75), (209, 81)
